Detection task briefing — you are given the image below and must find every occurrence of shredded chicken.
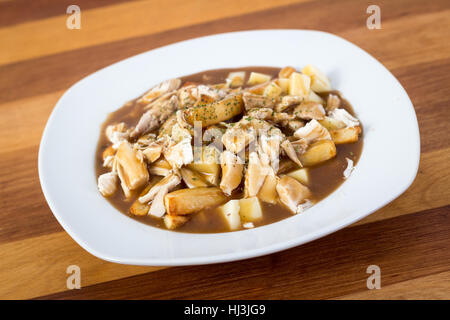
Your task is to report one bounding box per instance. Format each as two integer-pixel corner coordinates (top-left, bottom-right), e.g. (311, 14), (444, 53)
(328, 108), (360, 127)
(97, 65), (362, 232)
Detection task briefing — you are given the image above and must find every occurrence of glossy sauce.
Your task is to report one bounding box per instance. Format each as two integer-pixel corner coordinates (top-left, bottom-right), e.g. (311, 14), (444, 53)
(95, 67), (363, 233)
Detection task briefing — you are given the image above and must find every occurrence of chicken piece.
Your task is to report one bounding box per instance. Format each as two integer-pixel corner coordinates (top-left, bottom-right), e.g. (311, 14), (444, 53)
(164, 214), (190, 230)
(139, 173), (181, 204)
(148, 185), (170, 217)
(97, 172), (118, 197)
(244, 152), (270, 198)
(138, 78), (181, 104)
(328, 108), (360, 127)
(257, 168), (279, 204)
(275, 95), (303, 112)
(115, 141), (149, 190)
(106, 123), (130, 146)
(276, 176), (311, 214)
(164, 139), (193, 169)
(280, 140), (303, 167)
(221, 126), (256, 154)
(247, 108), (294, 123)
(131, 95), (179, 138)
(285, 120), (305, 132)
(263, 82), (282, 99)
(326, 93), (340, 111)
(243, 92), (277, 110)
(293, 119), (331, 144)
(319, 116), (346, 131)
(178, 84), (198, 107)
(164, 187), (228, 215)
(142, 143), (163, 163)
(220, 151), (244, 195)
(293, 101), (326, 120)
(158, 113), (178, 138)
(163, 124), (193, 169)
(258, 132), (283, 172)
(343, 157), (355, 179)
(191, 85), (228, 101)
(278, 158), (300, 174)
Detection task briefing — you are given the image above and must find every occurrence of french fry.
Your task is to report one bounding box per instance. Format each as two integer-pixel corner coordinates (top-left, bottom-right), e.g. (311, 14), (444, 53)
(184, 94), (244, 127)
(279, 66), (296, 79)
(330, 126), (361, 144)
(187, 146), (221, 186)
(115, 141), (149, 190)
(102, 145), (115, 160)
(299, 139), (337, 166)
(164, 187), (228, 215)
(258, 173), (279, 204)
(304, 90), (324, 104)
(301, 64), (332, 92)
(247, 72), (271, 85)
(164, 214), (189, 230)
(286, 168), (309, 185)
(239, 197), (263, 222)
(288, 72), (311, 98)
(226, 71), (246, 88)
(276, 78), (290, 94)
(218, 200), (241, 230)
(129, 177), (162, 216)
(180, 167), (210, 188)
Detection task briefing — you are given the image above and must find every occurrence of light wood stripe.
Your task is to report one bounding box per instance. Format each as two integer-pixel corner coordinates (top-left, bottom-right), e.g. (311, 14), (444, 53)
(0, 231), (163, 299)
(0, 0), (308, 66)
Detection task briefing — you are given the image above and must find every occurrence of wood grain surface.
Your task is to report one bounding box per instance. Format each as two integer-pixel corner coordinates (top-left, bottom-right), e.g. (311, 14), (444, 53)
(0, 0), (449, 300)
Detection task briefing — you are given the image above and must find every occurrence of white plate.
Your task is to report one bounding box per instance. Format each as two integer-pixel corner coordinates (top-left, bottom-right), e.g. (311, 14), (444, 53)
(39, 30), (420, 266)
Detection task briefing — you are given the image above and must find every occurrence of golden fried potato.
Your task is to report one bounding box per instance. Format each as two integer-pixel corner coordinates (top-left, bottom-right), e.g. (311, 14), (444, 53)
(184, 94), (244, 127)
(299, 140), (337, 166)
(330, 126), (361, 144)
(164, 187), (228, 215)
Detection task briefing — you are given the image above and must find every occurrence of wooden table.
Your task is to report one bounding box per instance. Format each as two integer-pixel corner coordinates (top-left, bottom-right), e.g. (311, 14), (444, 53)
(0, 0), (449, 300)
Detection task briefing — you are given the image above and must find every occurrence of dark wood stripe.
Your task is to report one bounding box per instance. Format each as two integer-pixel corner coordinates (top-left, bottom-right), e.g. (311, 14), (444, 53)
(392, 59), (450, 153)
(38, 205), (450, 299)
(0, 146), (63, 243)
(0, 0), (445, 104)
(0, 0), (134, 27)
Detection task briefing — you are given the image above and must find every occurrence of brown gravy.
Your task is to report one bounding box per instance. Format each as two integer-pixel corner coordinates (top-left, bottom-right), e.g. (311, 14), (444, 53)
(95, 66), (363, 233)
